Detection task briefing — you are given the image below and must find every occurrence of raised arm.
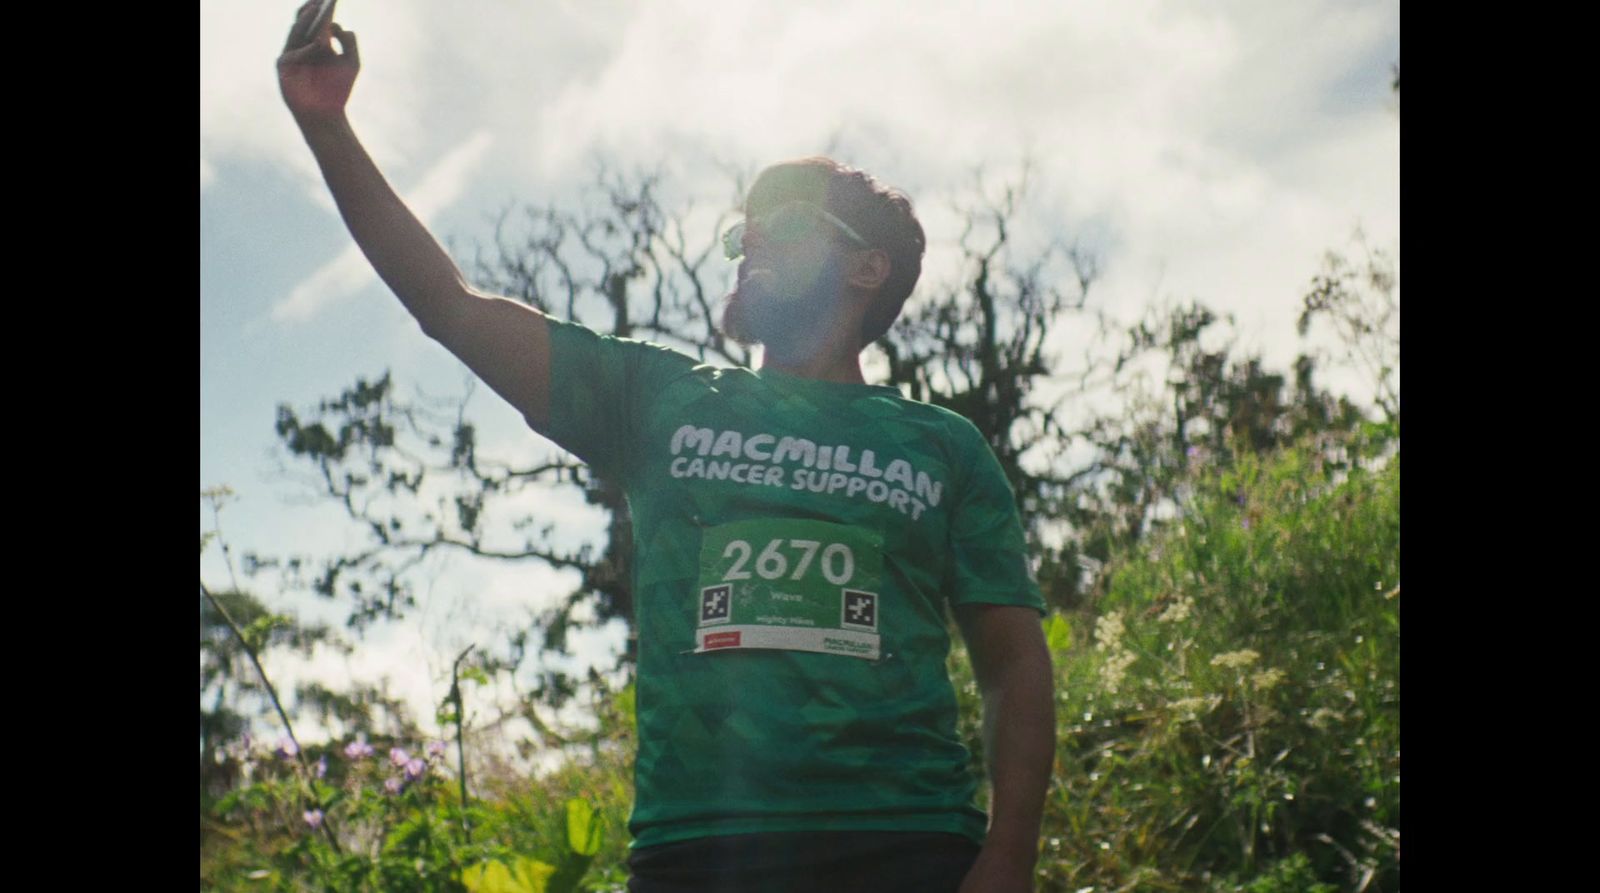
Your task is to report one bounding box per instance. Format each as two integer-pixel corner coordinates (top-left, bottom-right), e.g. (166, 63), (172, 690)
(276, 3), (552, 429)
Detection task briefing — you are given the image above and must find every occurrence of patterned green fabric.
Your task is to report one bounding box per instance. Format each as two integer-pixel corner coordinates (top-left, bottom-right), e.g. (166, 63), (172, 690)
(543, 318), (1045, 850)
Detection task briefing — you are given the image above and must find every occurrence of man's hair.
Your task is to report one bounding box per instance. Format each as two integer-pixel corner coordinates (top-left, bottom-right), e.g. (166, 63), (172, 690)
(745, 157), (926, 349)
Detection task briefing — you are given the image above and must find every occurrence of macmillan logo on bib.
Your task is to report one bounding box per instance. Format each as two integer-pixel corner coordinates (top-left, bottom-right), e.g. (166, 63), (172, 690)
(666, 426), (945, 521)
(822, 636), (874, 657)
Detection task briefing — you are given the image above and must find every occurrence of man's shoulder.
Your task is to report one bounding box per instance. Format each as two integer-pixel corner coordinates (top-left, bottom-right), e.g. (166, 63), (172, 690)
(863, 391), (987, 447)
(546, 316), (710, 380)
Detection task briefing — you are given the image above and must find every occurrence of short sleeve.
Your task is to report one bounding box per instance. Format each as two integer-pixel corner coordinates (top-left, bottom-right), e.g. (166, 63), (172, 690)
(543, 318), (698, 483)
(944, 425), (1046, 616)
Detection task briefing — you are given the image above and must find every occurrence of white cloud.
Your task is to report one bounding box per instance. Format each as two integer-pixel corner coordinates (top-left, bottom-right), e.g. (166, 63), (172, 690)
(510, 0), (1395, 350)
(268, 243), (370, 324)
(527, 0), (1243, 180)
(201, 155), (217, 190)
(408, 132), (498, 221)
(214, 0), (1396, 342)
(270, 130), (495, 323)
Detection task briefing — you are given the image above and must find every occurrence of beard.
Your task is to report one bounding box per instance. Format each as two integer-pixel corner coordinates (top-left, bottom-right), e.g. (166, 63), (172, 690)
(720, 257), (845, 362)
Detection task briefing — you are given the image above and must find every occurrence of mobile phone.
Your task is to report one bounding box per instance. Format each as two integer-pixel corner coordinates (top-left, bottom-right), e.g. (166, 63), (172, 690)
(287, 0), (339, 49)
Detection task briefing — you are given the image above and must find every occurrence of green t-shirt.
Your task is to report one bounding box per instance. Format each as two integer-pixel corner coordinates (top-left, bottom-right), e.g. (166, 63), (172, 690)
(543, 318), (1045, 850)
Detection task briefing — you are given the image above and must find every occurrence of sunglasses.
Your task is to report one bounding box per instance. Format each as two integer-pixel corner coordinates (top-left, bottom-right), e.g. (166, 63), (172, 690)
(722, 201), (869, 261)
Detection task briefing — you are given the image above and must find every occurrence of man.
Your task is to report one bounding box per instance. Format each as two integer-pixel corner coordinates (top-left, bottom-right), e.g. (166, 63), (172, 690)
(277, 6), (1053, 891)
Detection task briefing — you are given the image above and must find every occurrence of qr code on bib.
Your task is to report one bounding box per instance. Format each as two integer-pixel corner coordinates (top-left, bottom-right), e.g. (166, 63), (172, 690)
(841, 589), (877, 632)
(700, 585), (731, 626)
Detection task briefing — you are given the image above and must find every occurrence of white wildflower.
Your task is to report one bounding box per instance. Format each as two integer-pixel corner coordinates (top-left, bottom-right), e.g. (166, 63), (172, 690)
(1158, 595), (1195, 624)
(1099, 648), (1137, 694)
(1094, 610), (1126, 651)
(1250, 668), (1287, 691)
(1210, 649), (1261, 670)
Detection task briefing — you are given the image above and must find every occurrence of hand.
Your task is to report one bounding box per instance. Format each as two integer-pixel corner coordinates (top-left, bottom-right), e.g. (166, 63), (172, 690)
(956, 845), (1035, 893)
(277, 1), (359, 123)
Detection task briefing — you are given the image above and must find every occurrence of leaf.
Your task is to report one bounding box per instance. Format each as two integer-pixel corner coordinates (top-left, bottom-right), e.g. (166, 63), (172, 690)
(512, 857), (557, 892)
(565, 798), (603, 856)
(460, 861), (512, 893)
(461, 858), (555, 893)
(1046, 613), (1072, 655)
(240, 614), (291, 651)
(213, 790), (243, 815)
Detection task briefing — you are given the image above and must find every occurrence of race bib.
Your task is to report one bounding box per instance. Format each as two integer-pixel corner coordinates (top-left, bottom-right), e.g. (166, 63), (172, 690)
(694, 519), (883, 660)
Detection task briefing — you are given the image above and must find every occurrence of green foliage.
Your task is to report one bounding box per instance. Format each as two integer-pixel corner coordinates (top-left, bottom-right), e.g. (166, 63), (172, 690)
(1045, 613), (1072, 657)
(466, 681), (636, 892)
(1041, 298), (1376, 615)
(1231, 853), (1338, 893)
(201, 734), (617, 893)
(566, 799), (603, 857)
(1014, 435), (1399, 892)
(460, 857), (556, 893)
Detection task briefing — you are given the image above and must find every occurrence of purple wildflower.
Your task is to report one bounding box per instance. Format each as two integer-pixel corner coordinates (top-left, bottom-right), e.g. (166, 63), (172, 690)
(405, 758), (427, 781)
(344, 740), (374, 760)
(1186, 445), (1200, 458)
(384, 776), (404, 795)
(303, 809), (324, 830)
(427, 740), (448, 759)
(275, 737), (299, 760)
(389, 747), (411, 768)
(316, 756), (328, 779)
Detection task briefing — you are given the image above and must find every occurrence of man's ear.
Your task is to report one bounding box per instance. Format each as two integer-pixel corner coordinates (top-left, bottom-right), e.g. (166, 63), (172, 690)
(846, 248), (891, 291)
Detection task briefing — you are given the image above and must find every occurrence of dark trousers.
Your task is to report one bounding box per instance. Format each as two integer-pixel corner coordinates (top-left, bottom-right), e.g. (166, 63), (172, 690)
(626, 830), (982, 893)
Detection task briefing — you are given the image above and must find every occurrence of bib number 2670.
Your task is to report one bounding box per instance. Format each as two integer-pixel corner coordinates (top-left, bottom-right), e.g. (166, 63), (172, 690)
(719, 538), (856, 586)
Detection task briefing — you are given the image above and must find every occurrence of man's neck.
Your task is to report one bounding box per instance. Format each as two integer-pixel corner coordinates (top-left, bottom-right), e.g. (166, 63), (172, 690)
(759, 348), (867, 385)
(757, 308), (868, 384)
(745, 281), (875, 384)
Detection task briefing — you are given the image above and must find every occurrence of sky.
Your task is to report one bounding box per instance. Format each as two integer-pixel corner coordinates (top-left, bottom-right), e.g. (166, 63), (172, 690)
(200, 0), (1399, 754)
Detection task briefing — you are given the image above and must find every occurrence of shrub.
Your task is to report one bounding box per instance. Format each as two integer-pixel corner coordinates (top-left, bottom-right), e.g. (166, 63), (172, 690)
(202, 730), (615, 892)
(953, 435), (1398, 891)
